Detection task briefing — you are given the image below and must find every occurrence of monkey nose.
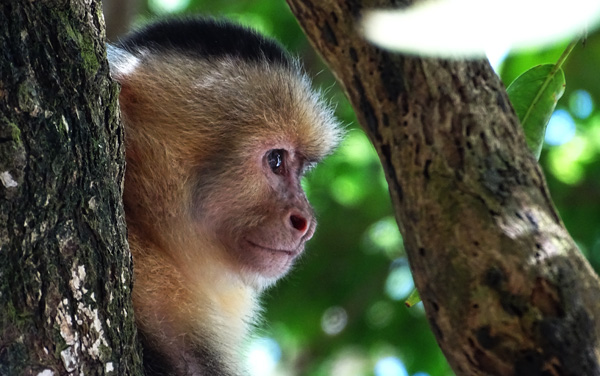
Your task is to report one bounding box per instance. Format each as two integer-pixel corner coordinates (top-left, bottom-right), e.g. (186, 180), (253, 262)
(289, 213), (310, 237)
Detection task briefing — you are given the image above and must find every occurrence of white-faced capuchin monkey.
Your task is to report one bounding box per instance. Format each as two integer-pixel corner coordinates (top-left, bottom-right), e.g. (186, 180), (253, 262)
(107, 18), (342, 376)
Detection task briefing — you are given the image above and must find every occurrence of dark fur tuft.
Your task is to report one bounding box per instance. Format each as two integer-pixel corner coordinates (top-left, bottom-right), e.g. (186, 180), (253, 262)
(116, 17), (292, 67)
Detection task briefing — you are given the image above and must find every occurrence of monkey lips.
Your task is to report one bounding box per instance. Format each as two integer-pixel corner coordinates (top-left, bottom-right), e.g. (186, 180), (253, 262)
(239, 219), (316, 280)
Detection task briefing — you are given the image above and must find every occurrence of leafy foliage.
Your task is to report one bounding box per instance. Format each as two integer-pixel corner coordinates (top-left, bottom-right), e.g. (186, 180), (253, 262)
(507, 64), (565, 159)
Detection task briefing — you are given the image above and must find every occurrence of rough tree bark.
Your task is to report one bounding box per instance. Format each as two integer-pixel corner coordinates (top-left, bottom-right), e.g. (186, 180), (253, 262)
(0, 1), (142, 375)
(287, 1), (600, 375)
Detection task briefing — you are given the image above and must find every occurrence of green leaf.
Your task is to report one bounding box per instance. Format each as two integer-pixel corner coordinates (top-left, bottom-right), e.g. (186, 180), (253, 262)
(404, 288), (421, 308)
(506, 64), (566, 159)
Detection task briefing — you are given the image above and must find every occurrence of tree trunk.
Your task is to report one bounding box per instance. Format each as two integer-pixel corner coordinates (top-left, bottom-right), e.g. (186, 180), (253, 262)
(0, 1), (143, 375)
(287, 1), (600, 375)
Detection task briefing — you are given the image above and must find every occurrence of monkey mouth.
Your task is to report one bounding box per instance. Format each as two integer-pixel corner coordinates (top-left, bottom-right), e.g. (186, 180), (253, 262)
(241, 239), (304, 280)
(245, 240), (301, 257)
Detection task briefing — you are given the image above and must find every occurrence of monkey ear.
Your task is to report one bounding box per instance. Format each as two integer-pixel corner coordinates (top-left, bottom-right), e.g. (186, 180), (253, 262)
(107, 44), (140, 83)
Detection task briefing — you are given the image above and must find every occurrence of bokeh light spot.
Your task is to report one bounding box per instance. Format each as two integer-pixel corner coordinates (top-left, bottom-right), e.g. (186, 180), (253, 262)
(385, 260), (414, 300)
(148, 0), (190, 13)
(569, 90), (594, 119)
(365, 216), (404, 257)
(545, 109), (576, 146)
(339, 130), (378, 166)
(247, 337), (281, 376)
(331, 175), (363, 206)
(374, 356), (409, 376)
(547, 135), (595, 184)
(321, 306), (348, 336)
(330, 348), (369, 376)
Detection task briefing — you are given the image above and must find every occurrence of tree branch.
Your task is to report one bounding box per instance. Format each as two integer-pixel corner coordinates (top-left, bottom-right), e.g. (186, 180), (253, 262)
(287, 1), (600, 374)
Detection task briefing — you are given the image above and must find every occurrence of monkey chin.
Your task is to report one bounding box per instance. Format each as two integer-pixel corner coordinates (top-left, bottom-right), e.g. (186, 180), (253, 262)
(237, 239), (305, 290)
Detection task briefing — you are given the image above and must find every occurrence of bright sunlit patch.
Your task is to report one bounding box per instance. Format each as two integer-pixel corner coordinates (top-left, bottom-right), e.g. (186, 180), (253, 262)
(321, 306), (349, 335)
(547, 135), (595, 184)
(148, 0), (190, 14)
(365, 216), (404, 257)
(374, 356), (409, 376)
(485, 44), (510, 73)
(339, 130), (378, 166)
(545, 109), (576, 146)
(247, 337), (281, 376)
(330, 348), (370, 376)
(569, 90), (594, 119)
(526, 236), (564, 265)
(331, 175), (363, 206)
(363, 0), (600, 58)
(385, 260), (414, 300)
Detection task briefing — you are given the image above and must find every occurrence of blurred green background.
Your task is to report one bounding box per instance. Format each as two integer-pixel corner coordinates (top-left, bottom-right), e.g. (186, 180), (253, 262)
(103, 1), (600, 375)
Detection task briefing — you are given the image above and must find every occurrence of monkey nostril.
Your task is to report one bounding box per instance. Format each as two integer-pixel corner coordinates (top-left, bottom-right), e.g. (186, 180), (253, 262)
(290, 214), (308, 233)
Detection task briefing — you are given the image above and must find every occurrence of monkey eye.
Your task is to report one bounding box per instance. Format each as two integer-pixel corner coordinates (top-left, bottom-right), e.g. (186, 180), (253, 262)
(267, 149), (285, 174)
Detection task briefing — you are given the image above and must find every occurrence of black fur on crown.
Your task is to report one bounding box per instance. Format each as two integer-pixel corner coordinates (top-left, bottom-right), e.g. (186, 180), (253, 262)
(116, 17), (293, 68)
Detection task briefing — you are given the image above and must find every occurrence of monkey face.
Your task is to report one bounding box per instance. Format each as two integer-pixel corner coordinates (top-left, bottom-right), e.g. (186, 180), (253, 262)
(198, 141), (318, 288)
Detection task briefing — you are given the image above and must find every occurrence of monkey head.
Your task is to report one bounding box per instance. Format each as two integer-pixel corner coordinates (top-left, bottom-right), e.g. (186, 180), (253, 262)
(109, 18), (342, 291)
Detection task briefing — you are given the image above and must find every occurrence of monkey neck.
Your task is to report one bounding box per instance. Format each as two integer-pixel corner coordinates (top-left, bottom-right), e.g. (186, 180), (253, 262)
(128, 223), (258, 375)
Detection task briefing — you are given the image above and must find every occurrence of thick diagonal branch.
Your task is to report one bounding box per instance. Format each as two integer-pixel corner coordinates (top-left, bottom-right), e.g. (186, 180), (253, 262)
(287, 1), (600, 374)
